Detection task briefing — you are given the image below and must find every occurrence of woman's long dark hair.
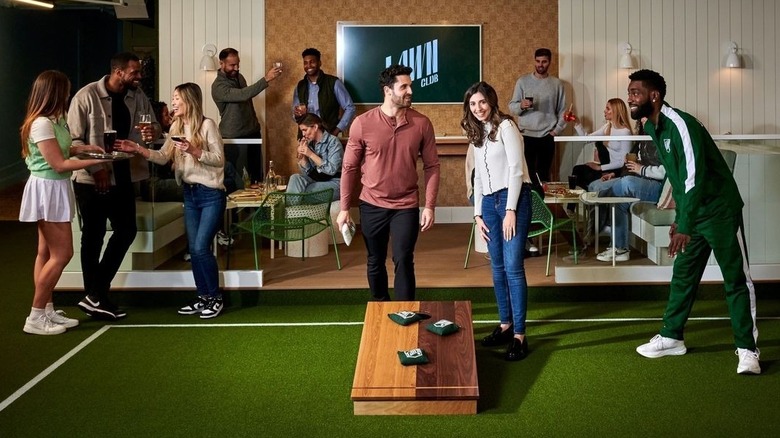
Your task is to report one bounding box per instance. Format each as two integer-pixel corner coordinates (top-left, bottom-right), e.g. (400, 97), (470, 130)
(460, 81), (513, 148)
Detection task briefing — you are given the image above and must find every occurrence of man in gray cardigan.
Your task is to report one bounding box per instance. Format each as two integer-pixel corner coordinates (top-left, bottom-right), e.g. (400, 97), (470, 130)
(211, 47), (282, 184)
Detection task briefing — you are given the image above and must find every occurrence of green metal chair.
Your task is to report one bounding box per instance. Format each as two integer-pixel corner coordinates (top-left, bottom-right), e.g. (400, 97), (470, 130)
(232, 188), (341, 270)
(528, 189), (577, 276)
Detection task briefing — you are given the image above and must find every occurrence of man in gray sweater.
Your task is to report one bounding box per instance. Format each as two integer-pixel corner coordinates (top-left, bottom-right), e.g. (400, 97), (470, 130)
(211, 47), (282, 184)
(509, 48), (567, 183)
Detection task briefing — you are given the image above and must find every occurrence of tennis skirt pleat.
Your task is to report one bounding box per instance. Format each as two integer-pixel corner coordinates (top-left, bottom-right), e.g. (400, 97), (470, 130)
(19, 175), (75, 223)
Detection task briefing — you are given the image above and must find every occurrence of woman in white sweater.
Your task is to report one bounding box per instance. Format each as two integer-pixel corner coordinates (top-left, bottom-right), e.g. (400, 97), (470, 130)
(118, 83), (226, 318)
(461, 81), (533, 361)
(570, 98), (633, 188)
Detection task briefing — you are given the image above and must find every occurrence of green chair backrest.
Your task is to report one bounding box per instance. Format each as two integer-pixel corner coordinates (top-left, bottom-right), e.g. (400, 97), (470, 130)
(528, 190), (553, 238)
(253, 188), (334, 242)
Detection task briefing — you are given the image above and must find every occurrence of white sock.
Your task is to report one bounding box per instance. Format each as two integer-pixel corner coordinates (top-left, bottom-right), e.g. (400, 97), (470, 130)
(45, 302), (55, 313)
(29, 307), (45, 319)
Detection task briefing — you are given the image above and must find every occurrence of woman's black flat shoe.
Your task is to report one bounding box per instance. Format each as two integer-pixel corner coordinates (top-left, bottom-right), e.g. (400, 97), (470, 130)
(505, 337), (528, 361)
(481, 324), (514, 347)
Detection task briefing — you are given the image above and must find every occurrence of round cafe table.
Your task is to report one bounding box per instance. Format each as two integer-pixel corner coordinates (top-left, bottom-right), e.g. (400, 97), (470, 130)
(579, 192), (639, 266)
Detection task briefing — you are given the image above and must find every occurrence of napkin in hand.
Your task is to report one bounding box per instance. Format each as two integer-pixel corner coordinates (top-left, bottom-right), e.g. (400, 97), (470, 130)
(341, 222), (356, 246)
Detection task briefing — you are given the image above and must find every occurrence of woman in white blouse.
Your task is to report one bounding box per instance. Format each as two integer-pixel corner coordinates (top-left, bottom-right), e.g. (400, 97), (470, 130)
(570, 98), (633, 188)
(119, 83), (226, 319)
(461, 81), (533, 361)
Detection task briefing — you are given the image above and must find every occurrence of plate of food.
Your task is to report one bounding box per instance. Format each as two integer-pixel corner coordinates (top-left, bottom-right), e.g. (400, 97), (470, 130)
(76, 151), (134, 161)
(545, 187), (585, 198)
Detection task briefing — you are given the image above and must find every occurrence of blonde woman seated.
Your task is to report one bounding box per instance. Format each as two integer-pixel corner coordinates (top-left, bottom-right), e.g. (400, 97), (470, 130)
(569, 98), (633, 189)
(287, 113), (343, 201)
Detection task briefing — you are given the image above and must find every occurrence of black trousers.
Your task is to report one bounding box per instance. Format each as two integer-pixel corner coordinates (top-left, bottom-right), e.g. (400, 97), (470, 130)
(73, 182), (137, 299)
(359, 202), (420, 301)
(522, 134), (555, 182)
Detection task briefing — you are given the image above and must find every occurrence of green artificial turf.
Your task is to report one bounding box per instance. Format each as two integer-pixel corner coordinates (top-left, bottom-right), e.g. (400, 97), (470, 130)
(2, 221), (779, 437)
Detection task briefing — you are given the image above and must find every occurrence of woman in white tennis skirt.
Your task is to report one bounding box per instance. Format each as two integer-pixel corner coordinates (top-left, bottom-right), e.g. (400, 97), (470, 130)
(19, 70), (107, 335)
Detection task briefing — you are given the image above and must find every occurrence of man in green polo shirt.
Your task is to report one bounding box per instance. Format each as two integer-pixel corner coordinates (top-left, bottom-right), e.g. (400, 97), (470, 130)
(627, 69), (759, 375)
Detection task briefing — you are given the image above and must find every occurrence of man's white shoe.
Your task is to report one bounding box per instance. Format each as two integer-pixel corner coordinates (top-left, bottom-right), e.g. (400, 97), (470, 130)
(596, 247), (630, 262)
(636, 334), (687, 358)
(47, 309), (79, 329)
(736, 348), (761, 375)
(23, 315), (66, 335)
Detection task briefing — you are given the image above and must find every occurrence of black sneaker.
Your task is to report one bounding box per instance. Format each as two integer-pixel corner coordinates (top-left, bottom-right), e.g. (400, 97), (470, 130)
(178, 296), (209, 315)
(199, 297), (224, 319)
(77, 295), (127, 320)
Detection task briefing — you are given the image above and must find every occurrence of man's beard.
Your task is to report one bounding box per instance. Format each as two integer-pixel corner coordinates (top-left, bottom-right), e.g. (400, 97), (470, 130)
(631, 101), (653, 120)
(392, 93), (412, 108)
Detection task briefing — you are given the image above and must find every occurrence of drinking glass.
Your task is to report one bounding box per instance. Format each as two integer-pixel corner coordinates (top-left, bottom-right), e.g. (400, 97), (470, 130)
(138, 114), (152, 145)
(103, 130), (117, 154)
(273, 61), (282, 69)
(564, 104), (576, 121)
(526, 96), (534, 110)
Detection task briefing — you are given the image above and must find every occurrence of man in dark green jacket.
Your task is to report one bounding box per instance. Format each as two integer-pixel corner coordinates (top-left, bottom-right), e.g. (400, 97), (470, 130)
(628, 69), (760, 375)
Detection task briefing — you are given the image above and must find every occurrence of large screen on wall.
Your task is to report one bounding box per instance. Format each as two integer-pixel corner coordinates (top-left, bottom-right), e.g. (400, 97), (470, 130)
(337, 24), (482, 104)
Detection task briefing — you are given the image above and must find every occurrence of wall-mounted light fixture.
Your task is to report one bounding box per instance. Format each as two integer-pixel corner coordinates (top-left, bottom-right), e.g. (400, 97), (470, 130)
(199, 44), (218, 71)
(619, 42), (636, 69)
(725, 41), (742, 68)
(13, 0), (54, 8)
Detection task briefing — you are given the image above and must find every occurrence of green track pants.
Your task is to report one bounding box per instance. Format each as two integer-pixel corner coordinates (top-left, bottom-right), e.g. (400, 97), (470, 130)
(659, 213), (758, 350)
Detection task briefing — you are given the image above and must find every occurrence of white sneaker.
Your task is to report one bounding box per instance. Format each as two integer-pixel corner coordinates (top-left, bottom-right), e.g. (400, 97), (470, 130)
(23, 315), (66, 335)
(636, 334), (687, 358)
(216, 231), (234, 247)
(47, 309), (79, 329)
(597, 247), (630, 262)
(599, 225), (612, 236)
(736, 348), (761, 375)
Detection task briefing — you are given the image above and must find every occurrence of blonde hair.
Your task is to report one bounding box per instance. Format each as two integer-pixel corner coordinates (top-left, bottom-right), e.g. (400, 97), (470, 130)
(167, 83), (205, 164)
(605, 98), (632, 135)
(20, 70), (71, 158)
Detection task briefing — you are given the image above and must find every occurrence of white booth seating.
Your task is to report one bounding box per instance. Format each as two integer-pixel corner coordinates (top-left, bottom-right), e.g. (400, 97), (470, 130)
(630, 200), (675, 265)
(65, 200), (186, 271)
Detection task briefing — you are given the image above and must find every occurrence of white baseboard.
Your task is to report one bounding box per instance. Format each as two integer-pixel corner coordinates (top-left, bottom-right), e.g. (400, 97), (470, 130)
(56, 270), (264, 290)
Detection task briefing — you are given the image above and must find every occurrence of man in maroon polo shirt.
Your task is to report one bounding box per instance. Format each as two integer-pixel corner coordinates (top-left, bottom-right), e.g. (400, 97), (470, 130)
(337, 64), (440, 301)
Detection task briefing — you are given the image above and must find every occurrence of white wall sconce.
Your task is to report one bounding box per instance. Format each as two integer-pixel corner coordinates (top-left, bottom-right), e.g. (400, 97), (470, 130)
(199, 44), (218, 71)
(619, 42), (636, 69)
(725, 41), (742, 68)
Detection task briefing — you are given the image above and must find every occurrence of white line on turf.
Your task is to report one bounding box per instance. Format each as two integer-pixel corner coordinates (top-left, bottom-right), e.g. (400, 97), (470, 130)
(0, 325), (111, 413)
(4, 315), (777, 412)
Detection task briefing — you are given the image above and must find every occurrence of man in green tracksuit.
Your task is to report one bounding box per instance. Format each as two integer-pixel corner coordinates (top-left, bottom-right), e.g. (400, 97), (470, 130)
(628, 69), (760, 375)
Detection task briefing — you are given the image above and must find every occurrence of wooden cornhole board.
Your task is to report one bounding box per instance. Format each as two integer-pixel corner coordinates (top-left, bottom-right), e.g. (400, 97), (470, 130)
(351, 301), (479, 415)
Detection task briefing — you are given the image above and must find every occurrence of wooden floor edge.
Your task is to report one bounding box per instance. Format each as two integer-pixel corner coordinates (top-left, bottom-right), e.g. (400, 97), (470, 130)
(353, 400), (477, 416)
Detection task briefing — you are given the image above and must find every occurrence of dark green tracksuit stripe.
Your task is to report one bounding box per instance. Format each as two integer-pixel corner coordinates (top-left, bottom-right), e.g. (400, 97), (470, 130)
(645, 105), (758, 350)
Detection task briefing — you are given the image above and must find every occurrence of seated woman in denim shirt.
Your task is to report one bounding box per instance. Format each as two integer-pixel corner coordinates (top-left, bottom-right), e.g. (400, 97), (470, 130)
(286, 113), (343, 201)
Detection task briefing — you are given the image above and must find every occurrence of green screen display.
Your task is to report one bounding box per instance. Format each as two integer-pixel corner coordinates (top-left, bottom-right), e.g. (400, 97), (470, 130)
(337, 24), (482, 104)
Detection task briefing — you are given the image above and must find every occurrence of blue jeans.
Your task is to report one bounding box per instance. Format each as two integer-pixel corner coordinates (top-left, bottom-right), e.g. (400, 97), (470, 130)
(482, 185), (532, 334)
(588, 176), (662, 248)
(286, 173), (340, 201)
(183, 184), (226, 298)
